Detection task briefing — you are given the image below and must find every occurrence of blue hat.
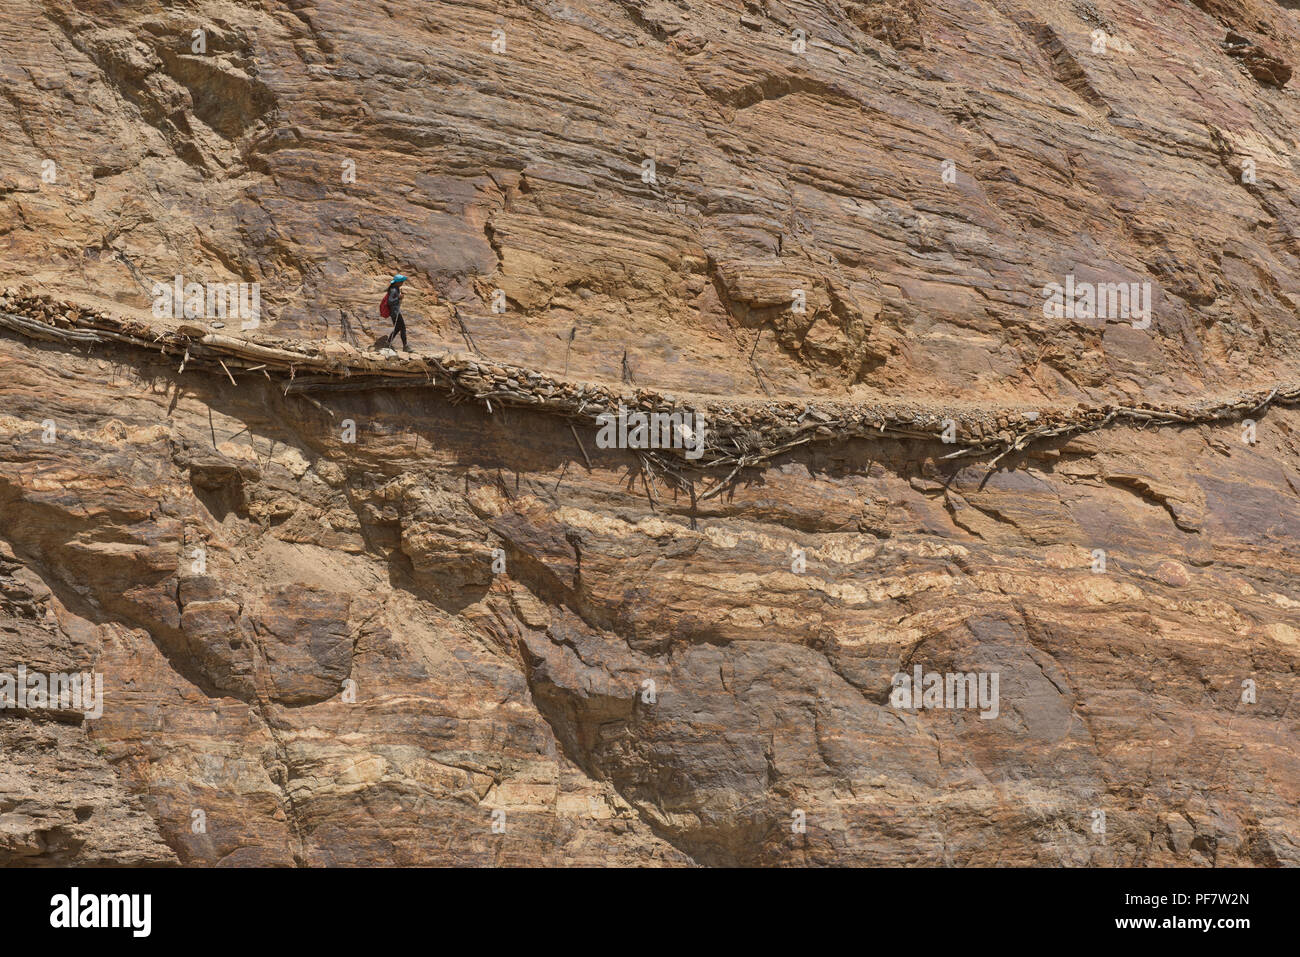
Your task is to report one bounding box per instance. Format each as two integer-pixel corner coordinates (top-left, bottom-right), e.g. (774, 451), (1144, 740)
(392, 274), (407, 284)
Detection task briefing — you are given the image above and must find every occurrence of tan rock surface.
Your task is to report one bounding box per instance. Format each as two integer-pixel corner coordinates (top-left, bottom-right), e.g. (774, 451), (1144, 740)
(1, 0), (1298, 866)
(7, 0), (1300, 400)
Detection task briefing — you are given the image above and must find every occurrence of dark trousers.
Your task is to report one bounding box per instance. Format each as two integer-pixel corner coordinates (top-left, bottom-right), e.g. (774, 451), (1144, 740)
(387, 310), (407, 348)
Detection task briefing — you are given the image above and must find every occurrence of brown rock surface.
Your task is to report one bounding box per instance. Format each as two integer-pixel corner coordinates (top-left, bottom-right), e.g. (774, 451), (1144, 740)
(0, 0), (1298, 866)
(7, 0), (1300, 400)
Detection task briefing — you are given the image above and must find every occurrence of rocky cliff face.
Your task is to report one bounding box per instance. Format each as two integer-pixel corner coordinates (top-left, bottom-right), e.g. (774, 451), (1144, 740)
(1, 0), (1298, 866)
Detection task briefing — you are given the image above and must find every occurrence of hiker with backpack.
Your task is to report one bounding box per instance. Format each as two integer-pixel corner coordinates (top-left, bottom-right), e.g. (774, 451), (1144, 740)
(380, 274), (410, 351)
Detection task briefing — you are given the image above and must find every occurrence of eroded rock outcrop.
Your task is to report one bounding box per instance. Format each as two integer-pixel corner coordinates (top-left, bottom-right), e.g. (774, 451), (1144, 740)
(6, 0), (1300, 400)
(1, 312), (1297, 865)
(1, 0), (1298, 866)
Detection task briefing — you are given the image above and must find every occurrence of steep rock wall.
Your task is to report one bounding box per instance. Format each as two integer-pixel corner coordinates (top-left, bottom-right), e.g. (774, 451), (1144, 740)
(1, 0), (1298, 866)
(1, 321), (1296, 864)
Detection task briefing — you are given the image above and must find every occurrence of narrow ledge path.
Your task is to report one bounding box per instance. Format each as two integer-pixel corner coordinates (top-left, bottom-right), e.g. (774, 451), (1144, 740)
(2, 292), (1296, 479)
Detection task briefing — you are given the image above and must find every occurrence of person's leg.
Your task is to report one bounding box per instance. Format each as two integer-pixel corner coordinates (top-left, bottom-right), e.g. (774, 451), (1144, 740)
(396, 313), (408, 349)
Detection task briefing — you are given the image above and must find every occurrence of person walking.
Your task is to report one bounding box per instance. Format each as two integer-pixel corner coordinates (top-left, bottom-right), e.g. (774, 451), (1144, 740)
(381, 274), (410, 351)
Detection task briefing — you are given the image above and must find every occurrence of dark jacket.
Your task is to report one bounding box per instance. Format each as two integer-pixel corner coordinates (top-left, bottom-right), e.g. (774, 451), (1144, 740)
(386, 284), (403, 317)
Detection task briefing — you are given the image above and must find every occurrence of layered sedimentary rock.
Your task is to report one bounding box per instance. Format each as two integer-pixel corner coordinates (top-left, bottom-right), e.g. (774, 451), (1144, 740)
(1, 0), (1298, 866)
(7, 0), (1300, 399)
(2, 296), (1297, 865)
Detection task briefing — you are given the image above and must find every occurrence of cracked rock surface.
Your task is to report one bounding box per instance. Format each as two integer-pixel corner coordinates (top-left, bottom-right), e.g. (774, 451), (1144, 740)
(1, 0), (1298, 865)
(1, 328), (1297, 864)
(6, 0), (1300, 401)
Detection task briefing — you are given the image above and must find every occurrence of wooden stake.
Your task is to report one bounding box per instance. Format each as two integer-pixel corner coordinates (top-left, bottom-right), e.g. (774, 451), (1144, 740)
(569, 423), (592, 470)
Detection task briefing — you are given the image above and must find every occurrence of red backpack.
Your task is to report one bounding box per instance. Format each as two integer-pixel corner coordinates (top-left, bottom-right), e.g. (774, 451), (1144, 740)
(379, 293), (390, 318)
